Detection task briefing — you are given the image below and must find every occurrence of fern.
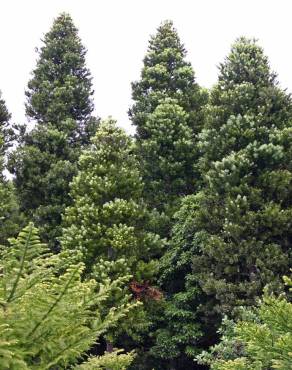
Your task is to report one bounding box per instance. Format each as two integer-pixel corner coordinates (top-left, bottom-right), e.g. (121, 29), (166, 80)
(198, 274), (292, 370)
(0, 224), (137, 369)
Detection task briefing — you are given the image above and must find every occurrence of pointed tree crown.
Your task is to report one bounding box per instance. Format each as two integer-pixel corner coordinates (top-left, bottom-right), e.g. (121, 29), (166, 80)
(209, 37), (290, 118)
(25, 12), (94, 125)
(9, 13), (97, 247)
(61, 119), (162, 277)
(218, 37), (275, 87)
(130, 20), (204, 136)
(142, 20), (191, 90)
(201, 37), (292, 169)
(0, 92), (11, 130)
(190, 37), (292, 315)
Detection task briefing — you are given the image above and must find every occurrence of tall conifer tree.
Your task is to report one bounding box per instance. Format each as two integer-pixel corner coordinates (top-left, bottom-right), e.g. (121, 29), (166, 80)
(162, 37), (292, 351)
(61, 119), (164, 367)
(9, 13), (98, 247)
(61, 118), (162, 279)
(0, 92), (11, 177)
(192, 37), (292, 315)
(129, 21), (207, 366)
(158, 37), (292, 368)
(129, 21), (206, 224)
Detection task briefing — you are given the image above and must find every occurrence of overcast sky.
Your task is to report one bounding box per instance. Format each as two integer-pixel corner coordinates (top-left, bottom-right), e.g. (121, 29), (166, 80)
(1, 0), (292, 133)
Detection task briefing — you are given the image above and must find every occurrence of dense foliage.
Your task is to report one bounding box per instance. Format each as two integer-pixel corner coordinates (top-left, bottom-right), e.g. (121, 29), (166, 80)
(153, 195), (208, 368)
(0, 223), (136, 369)
(0, 91), (14, 152)
(9, 13), (98, 248)
(0, 93), (23, 244)
(61, 119), (165, 364)
(198, 274), (292, 369)
(61, 118), (162, 279)
(1, 14), (292, 370)
(192, 37), (292, 315)
(129, 21), (207, 227)
(158, 37), (292, 367)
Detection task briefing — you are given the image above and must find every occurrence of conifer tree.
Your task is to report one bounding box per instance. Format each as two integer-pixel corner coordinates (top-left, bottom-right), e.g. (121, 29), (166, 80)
(61, 118), (162, 280)
(158, 37), (292, 367)
(9, 13), (98, 248)
(0, 91), (14, 153)
(192, 37), (292, 315)
(129, 21), (206, 365)
(164, 37), (292, 321)
(61, 119), (163, 364)
(129, 21), (206, 222)
(152, 195), (210, 369)
(0, 93), (11, 184)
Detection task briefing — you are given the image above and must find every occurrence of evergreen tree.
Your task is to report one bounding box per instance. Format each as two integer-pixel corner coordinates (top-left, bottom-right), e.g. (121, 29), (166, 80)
(153, 195), (214, 369)
(61, 118), (162, 279)
(129, 21), (206, 222)
(129, 21), (206, 366)
(9, 13), (98, 248)
(158, 37), (292, 368)
(61, 119), (163, 365)
(192, 37), (292, 315)
(0, 175), (23, 246)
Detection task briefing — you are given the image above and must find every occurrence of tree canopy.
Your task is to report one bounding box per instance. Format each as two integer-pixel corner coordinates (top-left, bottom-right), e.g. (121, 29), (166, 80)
(2, 14), (292, 370)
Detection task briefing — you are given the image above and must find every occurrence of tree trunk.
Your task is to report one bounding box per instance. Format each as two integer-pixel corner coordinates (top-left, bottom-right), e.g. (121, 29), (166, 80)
(106, 340), (114, 353)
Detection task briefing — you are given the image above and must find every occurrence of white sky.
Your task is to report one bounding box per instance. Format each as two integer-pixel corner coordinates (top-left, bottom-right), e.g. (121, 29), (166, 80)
(1, 0), (292, 133)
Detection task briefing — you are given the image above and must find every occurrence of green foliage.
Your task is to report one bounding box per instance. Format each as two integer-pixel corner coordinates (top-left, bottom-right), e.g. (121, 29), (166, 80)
(61, 119), (163, 366)
(198, 275), (292, 370)
(150, 287), (202, 360)
(129, 21), (207, 223)
(158, 37), (292, 367)
(191, 37), (292, 316)
(25, 13), (93, 125)
(4, 13), (292, 370)
(0, 93), (24, 243)
(0, 90), (15, 154)
(196, 316), (246, 368)
(152, 195), (206, 367)
(0, 223), (136, 369)
(76, 350), (135, 370)
(0, 179), (24, 245)
(9, 13), (98, 248)
(61, 118), (162, 280)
